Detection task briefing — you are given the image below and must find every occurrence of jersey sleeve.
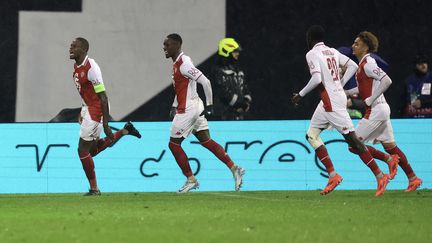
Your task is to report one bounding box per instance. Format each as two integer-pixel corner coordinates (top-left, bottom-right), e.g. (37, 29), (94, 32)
(179, 56), (203, 81)
(305, 52), (321, 76)
(336, 50), (351, 67)
(364, 61), (388, 81)
(87, 59), (106, 93)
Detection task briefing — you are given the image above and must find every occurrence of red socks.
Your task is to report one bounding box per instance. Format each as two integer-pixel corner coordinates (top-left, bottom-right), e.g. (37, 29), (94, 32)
(385, 146), (415, 178)
(91, 131), (124, 156)
(200, 139), (234, 169)
(315, 146), (335, 174)
(366, 146), (389, 162)
(349, 147), (382, 176)
(79, 151), (97, 189)
(168, 142), (193, 177)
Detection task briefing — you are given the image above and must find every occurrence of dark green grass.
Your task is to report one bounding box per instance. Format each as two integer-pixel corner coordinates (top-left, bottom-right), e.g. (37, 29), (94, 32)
(0, 190), (431, 243)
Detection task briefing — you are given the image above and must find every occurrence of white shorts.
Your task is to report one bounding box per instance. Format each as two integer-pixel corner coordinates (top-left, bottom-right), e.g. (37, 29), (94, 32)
(355, 119), (395, 144)
(310, 104), (355, 134)
(170, 98), (209, 138)
(79, 106), (102, 141)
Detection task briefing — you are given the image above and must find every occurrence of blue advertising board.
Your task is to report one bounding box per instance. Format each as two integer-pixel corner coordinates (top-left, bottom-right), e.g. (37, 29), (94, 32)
(0, 119), (430, 193)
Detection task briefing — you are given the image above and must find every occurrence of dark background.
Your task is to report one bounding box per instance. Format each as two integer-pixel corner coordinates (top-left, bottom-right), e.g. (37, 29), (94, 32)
(2, 0), (431, 122)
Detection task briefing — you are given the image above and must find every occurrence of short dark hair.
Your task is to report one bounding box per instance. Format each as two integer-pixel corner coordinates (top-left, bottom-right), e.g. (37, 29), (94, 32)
(357, 31), (379, 53)
(307, 25), (325, 43)
(414, 53), (428, 64)
(167, 33), (182, 45)
(76, 37), (89, 52)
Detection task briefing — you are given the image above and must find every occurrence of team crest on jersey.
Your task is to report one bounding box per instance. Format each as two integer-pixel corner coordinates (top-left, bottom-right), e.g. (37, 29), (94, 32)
(80, 71), (85, 78)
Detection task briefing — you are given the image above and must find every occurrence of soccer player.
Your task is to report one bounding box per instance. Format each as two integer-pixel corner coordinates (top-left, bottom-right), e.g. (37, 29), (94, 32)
(163, 33), (245, 193)
(69, 37), (142, 196)
(347, 31), (422, 192)
(292, 25), (390, 197)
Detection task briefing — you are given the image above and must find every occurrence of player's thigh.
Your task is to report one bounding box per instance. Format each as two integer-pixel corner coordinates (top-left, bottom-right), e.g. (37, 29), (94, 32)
(80, 111), (102, 141)
(326, 110), (355, 135)
(170, 111), (198, 139)
(310, 105), (331, 130)
(374, 120), (395, 144)
(355, 119), (386, 143)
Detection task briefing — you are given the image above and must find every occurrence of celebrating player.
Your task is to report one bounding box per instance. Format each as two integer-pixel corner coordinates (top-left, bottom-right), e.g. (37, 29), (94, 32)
(292, 25), (390, 196)
(347, 31), (422, 192)
(69, 37), (141, 196)
(163, 33), (245, 193)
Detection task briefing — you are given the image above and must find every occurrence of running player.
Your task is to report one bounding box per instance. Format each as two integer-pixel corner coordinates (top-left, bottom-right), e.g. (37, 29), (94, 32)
(292, 25), (390, 197)
(348, 31), (422, 192)
(69, 37), (141, 196)
(163, 33), (244, 193)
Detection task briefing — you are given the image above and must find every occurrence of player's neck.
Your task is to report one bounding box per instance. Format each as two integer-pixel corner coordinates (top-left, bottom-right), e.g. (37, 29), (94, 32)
(356, 52), (368, 62)
(171, 51), (181, 62)
(75, 55), (86, 65)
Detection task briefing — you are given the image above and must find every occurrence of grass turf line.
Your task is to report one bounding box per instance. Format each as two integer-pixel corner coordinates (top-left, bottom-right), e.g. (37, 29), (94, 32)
(0, 190), (431, 243)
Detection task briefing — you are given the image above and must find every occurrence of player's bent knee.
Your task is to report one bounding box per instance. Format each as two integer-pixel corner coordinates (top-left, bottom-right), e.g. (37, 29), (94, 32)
(306, 128), (324, 149)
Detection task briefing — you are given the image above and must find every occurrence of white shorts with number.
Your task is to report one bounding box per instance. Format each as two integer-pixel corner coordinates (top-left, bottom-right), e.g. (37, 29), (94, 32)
(170, 98), (209, 138)
(310, 104), (355, 134)
(355, 118), (394, 144)
(79, 106), (102, 141)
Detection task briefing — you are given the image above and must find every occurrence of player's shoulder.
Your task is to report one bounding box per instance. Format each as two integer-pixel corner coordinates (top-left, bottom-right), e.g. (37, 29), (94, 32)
(87, 57), (100, 68)
(306, 49), (318, 59)
(179, 54), (196, 70)
(179, 53), (193, 63)
(364, 55), (378, 68)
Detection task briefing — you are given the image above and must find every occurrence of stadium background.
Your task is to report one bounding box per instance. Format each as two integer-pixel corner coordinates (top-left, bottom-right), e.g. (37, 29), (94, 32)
(0, 0), (431, 122)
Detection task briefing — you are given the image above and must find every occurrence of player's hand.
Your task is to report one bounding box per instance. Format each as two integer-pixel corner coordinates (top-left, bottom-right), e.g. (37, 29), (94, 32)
(201, 105), (214, 118)
(169, 107), (177, 119)
(103, 124), (114, 142)
(291, 93), (302, 107)
(364, 97), (372, 106)
(347, 98), (353, 108)
(414, 99), (422, 109)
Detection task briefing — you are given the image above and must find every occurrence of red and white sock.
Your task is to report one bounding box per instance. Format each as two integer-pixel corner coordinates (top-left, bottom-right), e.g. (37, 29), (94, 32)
(200, 139), (234, 169)
(315, 146), (336, 176)
(91, 131), (124, 157)
(385, 146), (415, 179)
(79, 151), (98, 189)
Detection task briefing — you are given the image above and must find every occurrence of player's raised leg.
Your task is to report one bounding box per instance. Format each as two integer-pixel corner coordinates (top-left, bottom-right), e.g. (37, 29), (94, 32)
(90, 121), (141, 157)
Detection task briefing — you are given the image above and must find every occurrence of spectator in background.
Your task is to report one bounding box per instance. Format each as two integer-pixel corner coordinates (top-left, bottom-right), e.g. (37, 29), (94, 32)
(404, 53), (432, 117)
(338, 46), (389, 119)
(211, 38), (252, 120)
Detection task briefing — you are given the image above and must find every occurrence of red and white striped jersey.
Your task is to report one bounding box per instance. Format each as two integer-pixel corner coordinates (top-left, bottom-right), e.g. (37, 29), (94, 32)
(73, 56), (105, 122)
(355, 54), (389, 120)
(306, 42), (351, 111)
(172, 52), (204, 113)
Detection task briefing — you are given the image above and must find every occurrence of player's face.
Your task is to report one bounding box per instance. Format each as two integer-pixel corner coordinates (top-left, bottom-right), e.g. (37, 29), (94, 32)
(163, 38), (179, 59)
(416, 63), (428, 74)
(232, 50), (240, 60)
(69, 40), (85, 60)
(351, 37), (368, 57)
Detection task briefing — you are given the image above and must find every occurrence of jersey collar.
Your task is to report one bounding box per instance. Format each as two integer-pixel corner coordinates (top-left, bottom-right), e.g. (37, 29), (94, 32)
(359, 53), (371, 64)
(174, 52), (184, 63)
(313, 42), (325, 48)
(77, 55), (89, 68)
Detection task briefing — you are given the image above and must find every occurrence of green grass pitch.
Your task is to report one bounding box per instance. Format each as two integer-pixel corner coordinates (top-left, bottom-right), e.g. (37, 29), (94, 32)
(0, 190), (431, 243)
